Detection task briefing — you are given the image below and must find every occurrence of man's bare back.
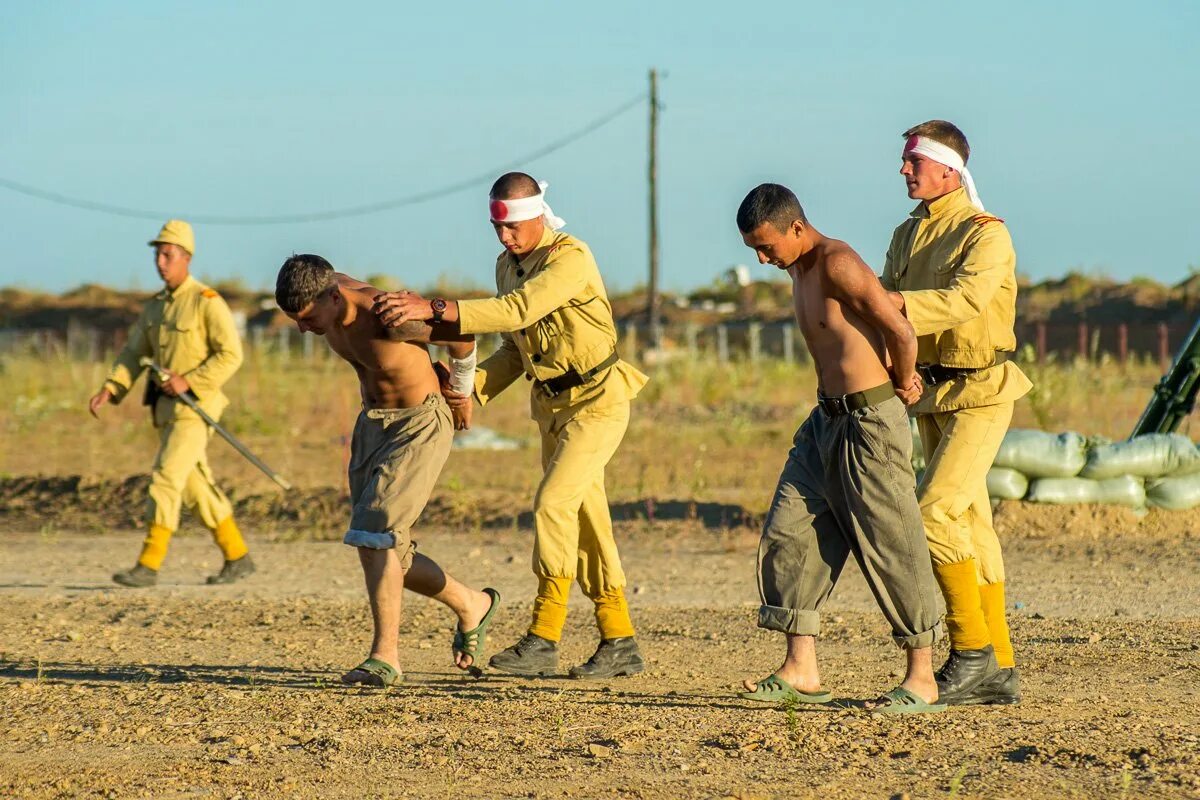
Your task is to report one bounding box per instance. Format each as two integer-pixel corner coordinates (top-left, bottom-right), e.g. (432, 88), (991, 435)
(789, 240), (896, 397)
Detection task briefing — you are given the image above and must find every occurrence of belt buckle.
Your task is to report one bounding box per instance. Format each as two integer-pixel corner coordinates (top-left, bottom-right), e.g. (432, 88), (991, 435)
(820, 395), (850, 416)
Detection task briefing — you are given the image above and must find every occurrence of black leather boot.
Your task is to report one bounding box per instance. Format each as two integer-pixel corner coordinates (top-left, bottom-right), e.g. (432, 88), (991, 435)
(957, 666), (1021, 705)
(207, 554), (256, 585)
(569, 637), (646, 679)
(488, 634), (559, 676)
(936, 645), (1000, 705)
(112, 564), (158, 588)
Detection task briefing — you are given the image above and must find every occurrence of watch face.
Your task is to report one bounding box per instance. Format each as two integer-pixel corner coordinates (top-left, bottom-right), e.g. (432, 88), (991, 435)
(431, 298), (447, 314)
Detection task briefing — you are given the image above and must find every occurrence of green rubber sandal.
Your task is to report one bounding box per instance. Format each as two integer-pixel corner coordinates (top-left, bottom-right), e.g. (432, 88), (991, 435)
(453, 588), (501, 669)
(739, 674), (832, 704)
(340, 657), (402, 688)
(869, 686), (947, 715)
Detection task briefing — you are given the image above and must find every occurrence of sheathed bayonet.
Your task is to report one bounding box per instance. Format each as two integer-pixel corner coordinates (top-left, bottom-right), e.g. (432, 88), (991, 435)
(139, 357), (293, 491)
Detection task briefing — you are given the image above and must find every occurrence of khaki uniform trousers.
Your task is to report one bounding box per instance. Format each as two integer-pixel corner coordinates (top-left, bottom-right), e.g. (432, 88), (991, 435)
(534, 401), (629, 593)
(916, 401), (1015, 665)
(915, 402), (1012, 584)
(137, 414), (244, 571)
(527, 399), (633, 641)
(149, 416), (235, 530)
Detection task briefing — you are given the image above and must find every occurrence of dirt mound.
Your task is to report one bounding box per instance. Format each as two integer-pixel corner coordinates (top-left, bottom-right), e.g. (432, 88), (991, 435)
(993, 500), (1200, 541)
(4, 475), (1199, 541)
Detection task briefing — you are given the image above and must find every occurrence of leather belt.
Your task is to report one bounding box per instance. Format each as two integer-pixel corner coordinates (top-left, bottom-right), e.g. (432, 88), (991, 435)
(817, 382), (896, 417)
(917, 352), (1011, 386)
(536, 351), (620, 397)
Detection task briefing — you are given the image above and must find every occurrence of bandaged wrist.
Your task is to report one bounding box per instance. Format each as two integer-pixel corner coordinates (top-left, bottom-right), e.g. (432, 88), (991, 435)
(448, 348), (477, 396)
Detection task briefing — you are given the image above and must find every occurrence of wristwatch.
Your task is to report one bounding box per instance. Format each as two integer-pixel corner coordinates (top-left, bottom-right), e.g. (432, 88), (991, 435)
(430, 297), (448, 323)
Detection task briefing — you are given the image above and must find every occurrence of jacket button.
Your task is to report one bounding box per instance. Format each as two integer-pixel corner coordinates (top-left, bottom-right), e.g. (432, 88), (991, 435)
(516, 268), (525, 277)
(532, 354), (541, 363)
(525, 373), (533, 381)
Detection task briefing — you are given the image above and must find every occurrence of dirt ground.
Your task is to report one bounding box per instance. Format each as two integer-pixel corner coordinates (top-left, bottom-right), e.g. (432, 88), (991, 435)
(1, 502), (1198, 800)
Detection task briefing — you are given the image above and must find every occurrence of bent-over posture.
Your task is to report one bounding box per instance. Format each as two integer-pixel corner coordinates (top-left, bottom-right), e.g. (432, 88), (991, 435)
(276, 255), (499, 687)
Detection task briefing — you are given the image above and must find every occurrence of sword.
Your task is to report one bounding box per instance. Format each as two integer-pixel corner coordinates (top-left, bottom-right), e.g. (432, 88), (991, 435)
(139, 357), (293, 491)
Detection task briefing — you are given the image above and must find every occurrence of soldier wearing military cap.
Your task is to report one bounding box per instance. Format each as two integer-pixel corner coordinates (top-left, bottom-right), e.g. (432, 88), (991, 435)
(89, 220), (253, 587)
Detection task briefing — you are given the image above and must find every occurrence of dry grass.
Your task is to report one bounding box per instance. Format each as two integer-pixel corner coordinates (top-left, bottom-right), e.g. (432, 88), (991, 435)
(0, 350), (1188, 514)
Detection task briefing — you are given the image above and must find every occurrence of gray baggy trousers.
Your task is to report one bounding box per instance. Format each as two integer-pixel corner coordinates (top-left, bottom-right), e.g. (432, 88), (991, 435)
(757, 393), (943, 649)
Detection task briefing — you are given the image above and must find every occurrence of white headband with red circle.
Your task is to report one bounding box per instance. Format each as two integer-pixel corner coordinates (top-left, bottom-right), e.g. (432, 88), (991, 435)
(488, 180), (566, 230)
(903, 135), (984, 211)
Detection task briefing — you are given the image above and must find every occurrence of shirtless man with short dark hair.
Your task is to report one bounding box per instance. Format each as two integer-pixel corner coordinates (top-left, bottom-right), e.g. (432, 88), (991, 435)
(276, 254), (500, 687)
(736, 183), (945, 713)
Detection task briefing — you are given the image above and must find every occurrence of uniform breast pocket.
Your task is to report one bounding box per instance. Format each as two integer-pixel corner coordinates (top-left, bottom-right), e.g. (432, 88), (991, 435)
(930, 244), (966, 288)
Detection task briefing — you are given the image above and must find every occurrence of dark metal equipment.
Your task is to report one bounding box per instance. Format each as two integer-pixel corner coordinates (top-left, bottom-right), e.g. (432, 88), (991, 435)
(1130, 317), (1200, 439)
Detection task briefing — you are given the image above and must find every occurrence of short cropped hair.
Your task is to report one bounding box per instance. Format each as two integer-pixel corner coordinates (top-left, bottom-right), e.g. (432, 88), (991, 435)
(490, 171), (540, 200)
(904, 120), (970, 164)
(736, 183), (808, 234)
(275, 254), (336, 313)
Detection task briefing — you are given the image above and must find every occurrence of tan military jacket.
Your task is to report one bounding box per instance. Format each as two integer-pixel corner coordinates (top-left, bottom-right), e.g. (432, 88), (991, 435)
(458, 227), (647, 417)
(102, 275), (243, 425)
(882, 188), (1031, 413)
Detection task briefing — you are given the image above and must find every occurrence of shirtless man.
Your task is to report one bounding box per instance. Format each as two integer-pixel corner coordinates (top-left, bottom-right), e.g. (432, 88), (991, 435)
(735, 184), (945, 713)
(275, 254), (500, 687)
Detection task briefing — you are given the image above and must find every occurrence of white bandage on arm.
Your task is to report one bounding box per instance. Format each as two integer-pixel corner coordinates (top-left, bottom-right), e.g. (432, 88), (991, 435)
(448, 346), (477, 396)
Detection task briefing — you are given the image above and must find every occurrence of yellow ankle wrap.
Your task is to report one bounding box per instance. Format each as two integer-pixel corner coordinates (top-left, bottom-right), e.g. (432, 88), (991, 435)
(979, 581), (1015, 668)
(137, 524), (173, 571)
(529, 576), (572, 642)
(593, 588), (635, 639)
(212, 516), (248, 561)
(933, 559), (991, 650)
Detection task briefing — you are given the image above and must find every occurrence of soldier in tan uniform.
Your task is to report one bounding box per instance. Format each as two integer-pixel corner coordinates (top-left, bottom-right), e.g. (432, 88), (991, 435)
(373, 172), (649, 678)
(881, 121), (1032, 704)
(89, 220), (253, 587)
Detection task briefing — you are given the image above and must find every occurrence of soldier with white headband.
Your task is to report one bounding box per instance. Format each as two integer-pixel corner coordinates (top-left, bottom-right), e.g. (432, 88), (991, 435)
(372, 172), (650, 679)
(881, 120), (1032, 705)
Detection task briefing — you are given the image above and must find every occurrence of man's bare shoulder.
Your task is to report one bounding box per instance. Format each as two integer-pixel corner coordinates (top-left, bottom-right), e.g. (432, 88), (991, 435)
(816, 240), (872, 283)
(336, 273), (381, 294)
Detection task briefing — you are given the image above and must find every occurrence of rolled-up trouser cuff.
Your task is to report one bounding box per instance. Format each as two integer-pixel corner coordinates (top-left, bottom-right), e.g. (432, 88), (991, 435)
(893, 619), (944, 650)
(758, 605), (820, 636)
(344, 529), (396, 549)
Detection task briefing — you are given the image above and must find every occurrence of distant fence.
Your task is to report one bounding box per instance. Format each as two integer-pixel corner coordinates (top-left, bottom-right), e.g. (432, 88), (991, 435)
(0, 319), (1193, 370)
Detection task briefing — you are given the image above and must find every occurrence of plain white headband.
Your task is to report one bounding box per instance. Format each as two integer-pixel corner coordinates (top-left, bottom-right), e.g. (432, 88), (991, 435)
(904, 135), (984, 211)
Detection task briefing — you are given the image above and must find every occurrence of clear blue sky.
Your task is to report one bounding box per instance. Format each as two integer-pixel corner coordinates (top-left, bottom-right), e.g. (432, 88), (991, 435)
(2, 1), (1197, 294)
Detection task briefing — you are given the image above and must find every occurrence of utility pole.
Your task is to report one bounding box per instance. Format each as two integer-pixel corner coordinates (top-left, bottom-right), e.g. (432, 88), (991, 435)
(646, 68), (660, 349)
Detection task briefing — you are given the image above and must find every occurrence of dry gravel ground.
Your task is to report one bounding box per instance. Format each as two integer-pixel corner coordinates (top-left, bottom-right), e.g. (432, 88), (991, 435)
(1, 506), (1198, 799)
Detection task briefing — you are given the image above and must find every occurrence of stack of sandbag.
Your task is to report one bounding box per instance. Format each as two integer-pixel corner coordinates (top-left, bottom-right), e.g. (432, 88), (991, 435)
(1083, 433), (1200, 510)
(909, 425), (1200, 509)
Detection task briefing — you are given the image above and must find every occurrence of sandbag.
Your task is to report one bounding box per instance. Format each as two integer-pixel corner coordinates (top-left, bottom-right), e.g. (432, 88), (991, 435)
(986, 467), (1029, 500)
(1080, 433), (1200, 480)
(993, 430), (1088, 478)
(1145, 472), (1200, 510)
(1026, 475), (1145, 508)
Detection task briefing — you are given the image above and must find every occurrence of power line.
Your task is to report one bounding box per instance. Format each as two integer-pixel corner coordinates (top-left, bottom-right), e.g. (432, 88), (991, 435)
(0, 92), (647, 226)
